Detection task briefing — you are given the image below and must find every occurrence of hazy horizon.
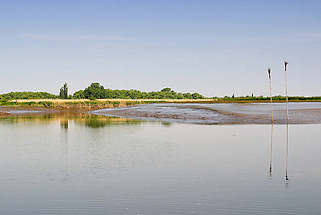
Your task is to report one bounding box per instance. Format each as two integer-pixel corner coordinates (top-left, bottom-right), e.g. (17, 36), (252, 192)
(1, 0), (321, 97)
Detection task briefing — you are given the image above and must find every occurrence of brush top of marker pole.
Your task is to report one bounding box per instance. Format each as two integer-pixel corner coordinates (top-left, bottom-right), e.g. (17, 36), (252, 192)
(284, 61), (288, 71)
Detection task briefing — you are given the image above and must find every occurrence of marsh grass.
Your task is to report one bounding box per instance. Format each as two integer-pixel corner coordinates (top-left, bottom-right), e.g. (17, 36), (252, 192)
(1, 97), (321, 110)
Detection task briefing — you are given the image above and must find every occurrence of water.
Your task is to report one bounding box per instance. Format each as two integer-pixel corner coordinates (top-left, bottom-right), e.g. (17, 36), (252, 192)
(0, 108), (321, 214)
(94, 102), (321, 124)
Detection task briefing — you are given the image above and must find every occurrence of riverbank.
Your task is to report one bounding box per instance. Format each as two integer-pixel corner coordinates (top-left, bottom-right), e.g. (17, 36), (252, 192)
(2, 102), (320, 125)
(1, 98), (321, 111)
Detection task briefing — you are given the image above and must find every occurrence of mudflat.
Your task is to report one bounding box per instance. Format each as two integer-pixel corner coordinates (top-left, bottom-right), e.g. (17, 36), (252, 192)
(91, 102), (321, 124)
(2, 102), (321, 124)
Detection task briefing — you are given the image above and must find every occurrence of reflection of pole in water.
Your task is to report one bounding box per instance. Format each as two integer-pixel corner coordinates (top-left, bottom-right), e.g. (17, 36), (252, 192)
(267, 68), (273, 123)
(285, 122), (289, 181)
(269, 123), (274, 176)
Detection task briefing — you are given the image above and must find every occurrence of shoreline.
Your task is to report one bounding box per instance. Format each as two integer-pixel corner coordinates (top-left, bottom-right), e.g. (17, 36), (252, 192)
(1, 101), (321, 125)
(1, 99), (321, 114)
(1, 98), (321, 110)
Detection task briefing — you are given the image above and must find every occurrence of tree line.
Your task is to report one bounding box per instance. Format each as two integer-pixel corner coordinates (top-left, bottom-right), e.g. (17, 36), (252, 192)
(0, 92), (57, 101)
(73, 83), (204, 99)
(0, 83), (205, 100)
(2, 82), (320, 101)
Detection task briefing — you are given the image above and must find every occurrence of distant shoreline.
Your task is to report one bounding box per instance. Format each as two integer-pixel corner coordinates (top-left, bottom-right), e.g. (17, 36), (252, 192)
(1, 99), (321, 113)
(2, 101), (321, 124)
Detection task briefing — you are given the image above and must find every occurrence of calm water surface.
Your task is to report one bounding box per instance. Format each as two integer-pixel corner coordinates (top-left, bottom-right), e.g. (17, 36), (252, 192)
(0, 113), (320, 214)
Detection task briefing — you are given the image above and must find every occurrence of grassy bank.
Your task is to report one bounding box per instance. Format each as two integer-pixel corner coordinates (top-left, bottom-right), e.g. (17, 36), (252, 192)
(1, 97), (321, 110)
(0, 99), (214, 110)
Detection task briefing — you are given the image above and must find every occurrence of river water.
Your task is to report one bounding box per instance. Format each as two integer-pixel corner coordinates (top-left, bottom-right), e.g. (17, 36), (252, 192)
(0, 104), (321, 214)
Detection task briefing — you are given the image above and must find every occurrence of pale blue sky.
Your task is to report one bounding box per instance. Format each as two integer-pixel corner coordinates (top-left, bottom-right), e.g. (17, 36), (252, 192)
(1, 0), (321, 96)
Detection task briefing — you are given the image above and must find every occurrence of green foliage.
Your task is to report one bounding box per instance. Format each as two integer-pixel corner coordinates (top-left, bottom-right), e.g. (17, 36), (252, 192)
(192, 93), (203, 99)
(38, 101), (53, 107)
(59, 82), (68, 99)
(0, 92), (57, 100)
(74, 83), (205, 99)
(0, 96), (8, 102)
(84, 83), (106, 99)
(73, 90), (85, 99)
(160, 88), (172, 92)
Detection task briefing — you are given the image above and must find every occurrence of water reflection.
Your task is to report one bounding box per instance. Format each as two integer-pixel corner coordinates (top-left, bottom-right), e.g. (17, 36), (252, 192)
(285, 122), (289, 182)
(0, 112), (144, 128)
(60, 119), (69, 130)
(269, 123), (274, 177)
(1, 113), (321, 214)
(266, 122), (290, 183)
(79, 117), (142, 128)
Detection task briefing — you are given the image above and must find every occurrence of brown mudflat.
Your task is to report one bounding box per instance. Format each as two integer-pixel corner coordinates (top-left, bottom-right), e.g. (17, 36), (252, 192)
(2, 102), (321, 124)
(94, 103), (321, 124)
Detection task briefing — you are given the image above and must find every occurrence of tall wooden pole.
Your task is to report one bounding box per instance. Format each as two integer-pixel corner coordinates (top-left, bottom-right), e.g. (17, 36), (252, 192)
(284, 61), (289, 122)
(268, 68), (273, 123)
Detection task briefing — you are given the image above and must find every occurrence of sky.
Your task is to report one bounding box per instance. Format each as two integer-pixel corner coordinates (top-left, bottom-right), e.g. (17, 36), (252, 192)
(1, 0), (321, 97)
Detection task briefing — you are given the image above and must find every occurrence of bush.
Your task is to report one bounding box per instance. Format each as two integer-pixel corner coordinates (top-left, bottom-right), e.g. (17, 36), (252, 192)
(0, 92), (57, 100)
(74, 83), (206, 100)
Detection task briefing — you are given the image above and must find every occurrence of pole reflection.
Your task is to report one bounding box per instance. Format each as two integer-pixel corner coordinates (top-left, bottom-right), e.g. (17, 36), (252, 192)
(285, 122), (289, 182)
(269, 123), (274, 177)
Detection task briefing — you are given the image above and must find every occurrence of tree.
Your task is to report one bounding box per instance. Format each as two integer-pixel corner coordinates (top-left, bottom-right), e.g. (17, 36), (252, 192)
(192, 93), (203, 99)
(161, 88), (172, 92)
(59, 83), (68, 99)
(73, 90), (85, 99)
(84, 83), (106, 99)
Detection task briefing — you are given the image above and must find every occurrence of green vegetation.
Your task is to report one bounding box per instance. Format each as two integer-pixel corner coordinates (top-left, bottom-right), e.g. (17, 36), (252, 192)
(78, 83), (204, 99)
(73, 90), (85, 99)
(0, 92), (57, 101)
(84, 83), (106, 99)
(1, 83), (321, 105)
(0, 83), (206, 101)
(59, 83), (68, 99)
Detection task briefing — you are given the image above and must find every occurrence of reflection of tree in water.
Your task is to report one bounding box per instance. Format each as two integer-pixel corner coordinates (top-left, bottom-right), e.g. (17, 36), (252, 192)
(60, 119), (69, 129)
(161, 121), (172, 127)
(80, 117), (142, 128)
(0, 112), (142, 128)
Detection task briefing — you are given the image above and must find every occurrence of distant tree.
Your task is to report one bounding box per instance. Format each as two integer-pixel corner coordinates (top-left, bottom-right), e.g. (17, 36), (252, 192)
(73, 90), (85, 99)
(70, 84), (206, 100)
(161, 88), (172, 92)
(59, 83), (68, 99)
(84, 83), (106, 99)
(192, 93), (204, 99)
(183, 93), (192, 99)
(232, 94), (235, 99)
